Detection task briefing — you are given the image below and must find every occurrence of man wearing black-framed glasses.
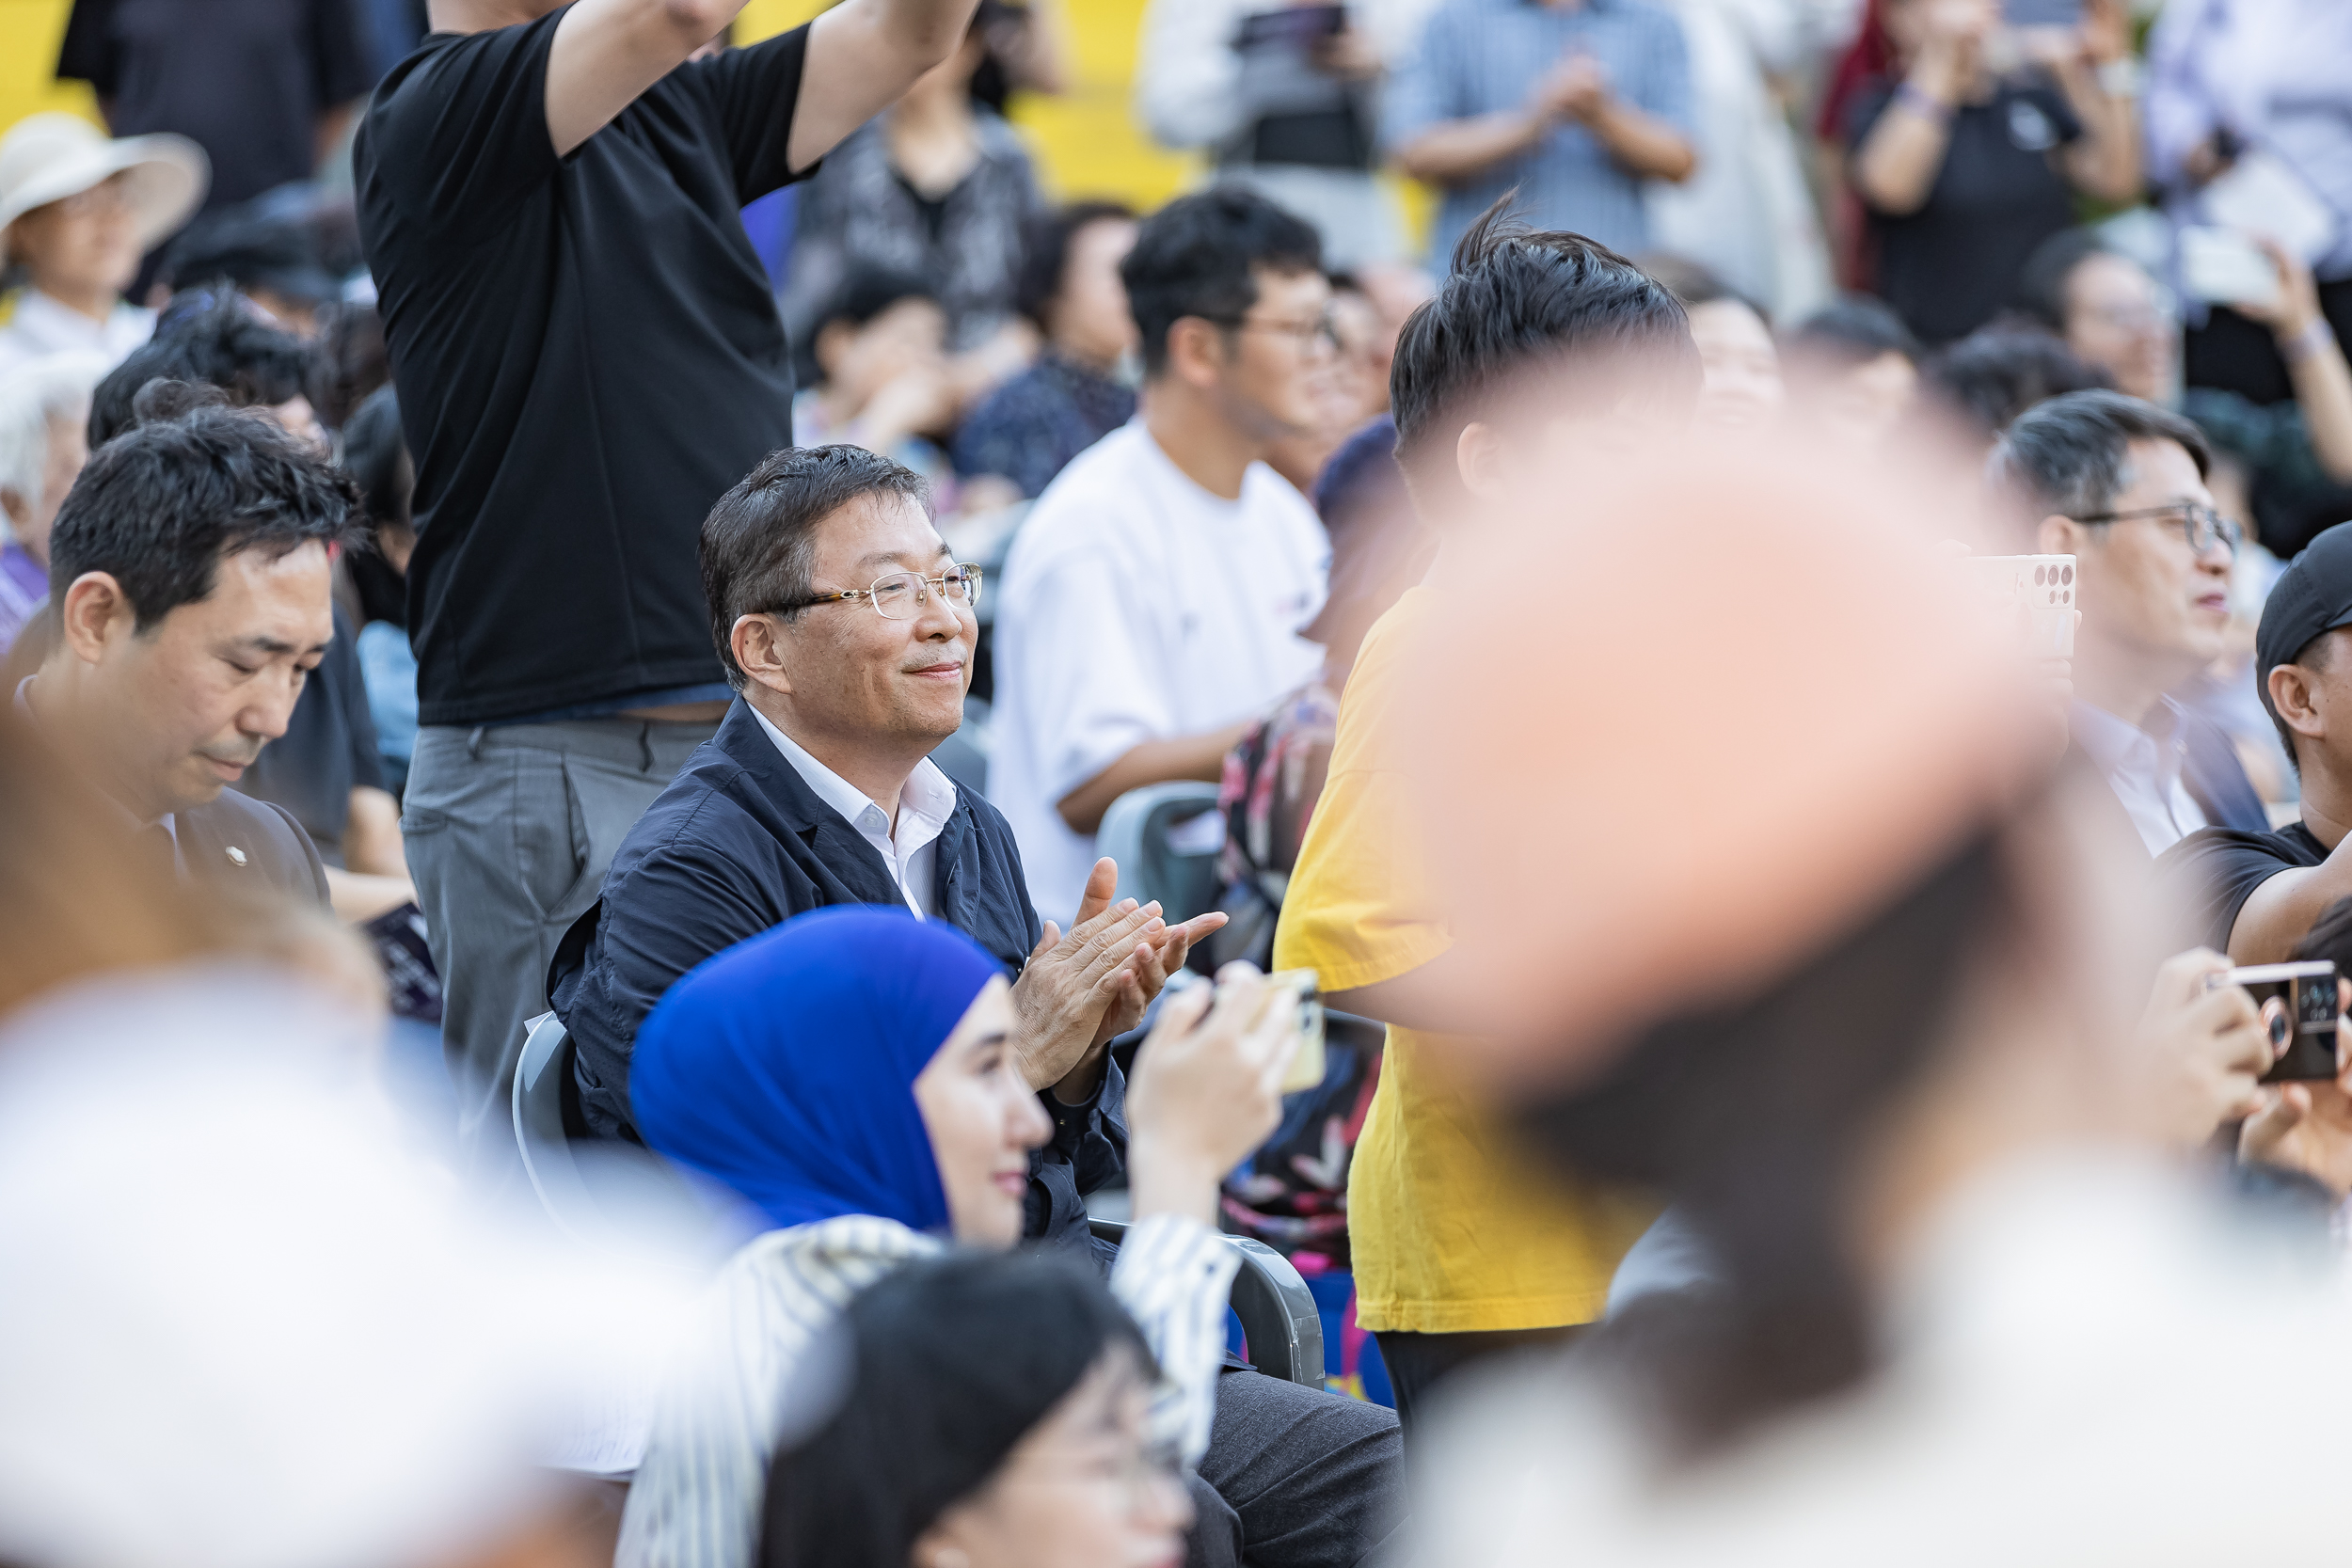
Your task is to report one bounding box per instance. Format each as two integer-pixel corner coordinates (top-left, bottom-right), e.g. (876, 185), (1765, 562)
(1991, 388), (2269, 856)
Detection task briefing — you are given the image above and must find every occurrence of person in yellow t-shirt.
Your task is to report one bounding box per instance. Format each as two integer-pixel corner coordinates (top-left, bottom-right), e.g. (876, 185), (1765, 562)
(1273, 200), (1701, 1430)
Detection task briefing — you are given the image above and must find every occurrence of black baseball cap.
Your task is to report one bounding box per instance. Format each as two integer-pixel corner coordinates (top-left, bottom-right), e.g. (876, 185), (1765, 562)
(2257, 520), (2352, 720)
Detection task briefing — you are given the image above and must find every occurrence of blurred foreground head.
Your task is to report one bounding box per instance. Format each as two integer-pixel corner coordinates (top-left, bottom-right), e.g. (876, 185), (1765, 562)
(1394, 418), (2186, 1445)
(0, 974), (686, 1568)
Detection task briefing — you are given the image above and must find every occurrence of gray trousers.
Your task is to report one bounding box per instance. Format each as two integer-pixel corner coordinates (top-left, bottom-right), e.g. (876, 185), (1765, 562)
(402, 718), (715, 1178)
(1188, 1369), (1404, 1568)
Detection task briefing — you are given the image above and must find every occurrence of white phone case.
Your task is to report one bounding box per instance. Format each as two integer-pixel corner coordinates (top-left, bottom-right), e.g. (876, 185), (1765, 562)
(1965, 554), (2077, 659)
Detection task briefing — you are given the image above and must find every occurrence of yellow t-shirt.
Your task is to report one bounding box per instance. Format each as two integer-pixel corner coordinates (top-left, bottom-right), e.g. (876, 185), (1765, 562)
(1273, 588), (1658, 1334)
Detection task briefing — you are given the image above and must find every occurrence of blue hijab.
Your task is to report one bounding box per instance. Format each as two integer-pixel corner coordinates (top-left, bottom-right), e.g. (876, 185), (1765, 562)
(631, 906), (1008, 1235)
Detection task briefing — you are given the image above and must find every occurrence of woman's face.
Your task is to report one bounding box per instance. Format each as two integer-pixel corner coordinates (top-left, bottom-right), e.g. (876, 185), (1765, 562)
(915, 1347), (1191, 1568)
(1688, 298), (1785, 433)
(5, 174), (141, 304)
(912, 977), (1051, 1247)
(1048, 217), (1140, 371)
(818, 296), (947, 408)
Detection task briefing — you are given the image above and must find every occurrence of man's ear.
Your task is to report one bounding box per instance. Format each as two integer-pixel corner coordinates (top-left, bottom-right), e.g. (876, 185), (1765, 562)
(730, 612), (797, 699)
(1454, 420), (1515, 503)
(2036, 513), (2084, 557)
(2271, 662), (2325, 750)
(54, 572), (131, 665)
(1161, 316), (1228, 392)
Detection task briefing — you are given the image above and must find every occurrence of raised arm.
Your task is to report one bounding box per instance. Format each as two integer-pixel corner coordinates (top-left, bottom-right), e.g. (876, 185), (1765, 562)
(543, 0), (752, 156)
(787, 0), (983, 173)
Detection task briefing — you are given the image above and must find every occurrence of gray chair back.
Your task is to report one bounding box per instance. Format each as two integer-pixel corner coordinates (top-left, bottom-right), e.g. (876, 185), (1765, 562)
(1097, 781), (1224, 924)
(1090, 1217), (1326, 1389)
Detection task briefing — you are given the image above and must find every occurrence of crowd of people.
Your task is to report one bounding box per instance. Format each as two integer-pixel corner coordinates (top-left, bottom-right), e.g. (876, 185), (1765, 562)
(10, 0), (2352, 1563)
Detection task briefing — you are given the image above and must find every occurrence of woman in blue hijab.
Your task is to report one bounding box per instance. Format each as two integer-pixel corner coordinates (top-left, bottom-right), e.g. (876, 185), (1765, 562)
(632, 904), (1045, 1246)
(616, 906), (1307, 1568)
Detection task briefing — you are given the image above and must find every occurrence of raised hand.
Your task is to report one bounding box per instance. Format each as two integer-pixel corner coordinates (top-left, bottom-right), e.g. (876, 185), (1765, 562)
(1125, 965), (1304, 1226)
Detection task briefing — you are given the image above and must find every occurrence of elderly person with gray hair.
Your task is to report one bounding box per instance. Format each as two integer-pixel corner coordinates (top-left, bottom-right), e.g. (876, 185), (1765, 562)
(0, 351), (106, 657)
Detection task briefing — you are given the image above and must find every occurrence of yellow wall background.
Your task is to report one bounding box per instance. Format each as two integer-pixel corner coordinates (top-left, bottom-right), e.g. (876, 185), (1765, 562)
(0, 0), (1199, 208)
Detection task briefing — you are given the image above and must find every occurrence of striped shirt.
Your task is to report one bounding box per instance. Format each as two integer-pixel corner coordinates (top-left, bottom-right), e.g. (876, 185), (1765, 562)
(614, 1212), (1240, 1568)
(1384, 0), (1694, 266)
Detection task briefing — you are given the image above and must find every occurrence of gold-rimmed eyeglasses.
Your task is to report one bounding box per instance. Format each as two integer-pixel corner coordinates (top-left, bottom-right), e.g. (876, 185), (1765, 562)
(772, 562), (984, 620)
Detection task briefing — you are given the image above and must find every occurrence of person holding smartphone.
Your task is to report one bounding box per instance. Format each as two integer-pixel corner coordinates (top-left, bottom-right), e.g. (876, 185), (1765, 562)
(1847, 0), (2140, 345)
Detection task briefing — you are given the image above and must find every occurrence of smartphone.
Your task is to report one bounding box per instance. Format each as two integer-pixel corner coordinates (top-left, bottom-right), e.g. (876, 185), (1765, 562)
(2211, 960), (2340, 1083)
(2002, 0), (2081, 24)
(1265, 968), (1328, 1093)
(2178, 226), (2280, 310)
(1963, 553), (2077, 659)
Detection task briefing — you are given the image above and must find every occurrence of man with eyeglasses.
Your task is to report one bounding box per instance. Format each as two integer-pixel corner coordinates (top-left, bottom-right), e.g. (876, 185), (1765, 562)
(555, 441), (1404, 1568)
(1990, 388), (2270, 858)
(992, 187), (1334, 925)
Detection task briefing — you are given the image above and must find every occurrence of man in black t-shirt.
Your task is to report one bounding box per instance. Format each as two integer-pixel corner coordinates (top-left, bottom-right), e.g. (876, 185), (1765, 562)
(56, 0), (375, 215)
(2160, 522), (2352, 959)
(355, 0), (988, 1170)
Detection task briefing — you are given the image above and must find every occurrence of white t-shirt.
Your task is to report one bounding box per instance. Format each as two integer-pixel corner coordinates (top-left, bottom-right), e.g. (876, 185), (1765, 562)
(991, 420), (1327, 923)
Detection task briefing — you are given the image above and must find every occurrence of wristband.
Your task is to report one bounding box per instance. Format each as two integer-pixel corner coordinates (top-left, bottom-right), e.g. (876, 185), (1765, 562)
(1894, 82), (1954, 125)
(2280, 316), (2338, 366)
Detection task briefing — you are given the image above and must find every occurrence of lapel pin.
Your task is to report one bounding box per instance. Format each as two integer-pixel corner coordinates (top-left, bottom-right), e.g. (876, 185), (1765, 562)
(225, 846), (248, 866)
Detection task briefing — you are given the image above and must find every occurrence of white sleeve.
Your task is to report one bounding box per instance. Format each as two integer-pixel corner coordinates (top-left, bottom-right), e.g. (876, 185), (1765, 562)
(1134, 0), (1250, 150)
(1014, 549), (1179, 804)
(1107, 1213), (1245, 1468)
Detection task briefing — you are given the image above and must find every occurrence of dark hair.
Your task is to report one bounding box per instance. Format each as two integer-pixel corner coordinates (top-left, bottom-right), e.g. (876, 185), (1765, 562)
(340, 385), (415, 627)
(47, 405), (360, 632)
(760, 1251), (1153, 1568)
(1781, 294), (1920, 372)
(1014, 199), (1136, 330)
(310, 302), (392, 431)
(1120, 185), (1323, 377)
(1388, 198), (1698, 504)
(88, 293), (315, 446)
(1637, 252), (1769, 325)
(1918, 325), (2111, 442)
(1988, 388), (2214, 522)
(816, 268), (939, 336)
(699, 445), (933, 689)
(2015, 228), (2114, 336)
(1532, 825), (2016, 1454)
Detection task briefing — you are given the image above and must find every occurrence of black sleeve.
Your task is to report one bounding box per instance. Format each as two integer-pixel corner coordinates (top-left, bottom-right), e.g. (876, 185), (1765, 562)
(558, 838), (784, 1140)
(1023, 1049), (1128, 1254)
(311, 0), (378, 103)
(2153, 829), (2290, 954)
(365, 12), (564, 236)
(2027, 81), (2084, 145)
(695, 23), (817, 201)
(54, 0), (120, 94)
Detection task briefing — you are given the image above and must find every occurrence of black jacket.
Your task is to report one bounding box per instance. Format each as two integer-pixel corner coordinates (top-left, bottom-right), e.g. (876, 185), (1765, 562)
(550, 699), (1124, 1251)
(178, 786), (331, 907)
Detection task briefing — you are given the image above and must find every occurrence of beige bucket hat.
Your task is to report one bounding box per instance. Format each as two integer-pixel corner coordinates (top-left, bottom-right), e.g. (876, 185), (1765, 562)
(0, 113), (208, 250)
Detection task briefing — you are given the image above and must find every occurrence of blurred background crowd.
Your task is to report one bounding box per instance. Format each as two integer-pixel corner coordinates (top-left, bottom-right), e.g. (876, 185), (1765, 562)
(10, 0), (2352, 1565)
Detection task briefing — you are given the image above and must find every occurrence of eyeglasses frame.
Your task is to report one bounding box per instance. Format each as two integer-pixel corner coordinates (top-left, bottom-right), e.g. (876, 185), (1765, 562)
(2067, 502), (2244, 558)
(766, 562), (985, 620)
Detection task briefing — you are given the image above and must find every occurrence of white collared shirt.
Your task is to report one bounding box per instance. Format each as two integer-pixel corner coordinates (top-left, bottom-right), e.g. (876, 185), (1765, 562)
(0, 291), (157, 378)
(2073, 697), (2211, 856)
(747, 705), (956, 918)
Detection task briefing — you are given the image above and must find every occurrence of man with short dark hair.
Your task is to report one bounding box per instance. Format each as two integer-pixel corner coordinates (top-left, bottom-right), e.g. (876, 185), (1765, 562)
(13, 404), (356, 904)
(557, 443), (1212, 1154)
(2160, 522), (2352, 959)
(356, 0), (989, 1167)
(1989, 389), (2268, 857)
(559, 442), (1399, 1568)
(991, 187), (1334, 925)
(1275, 205), (1701, 1429)
(89, 293), (323, 448)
